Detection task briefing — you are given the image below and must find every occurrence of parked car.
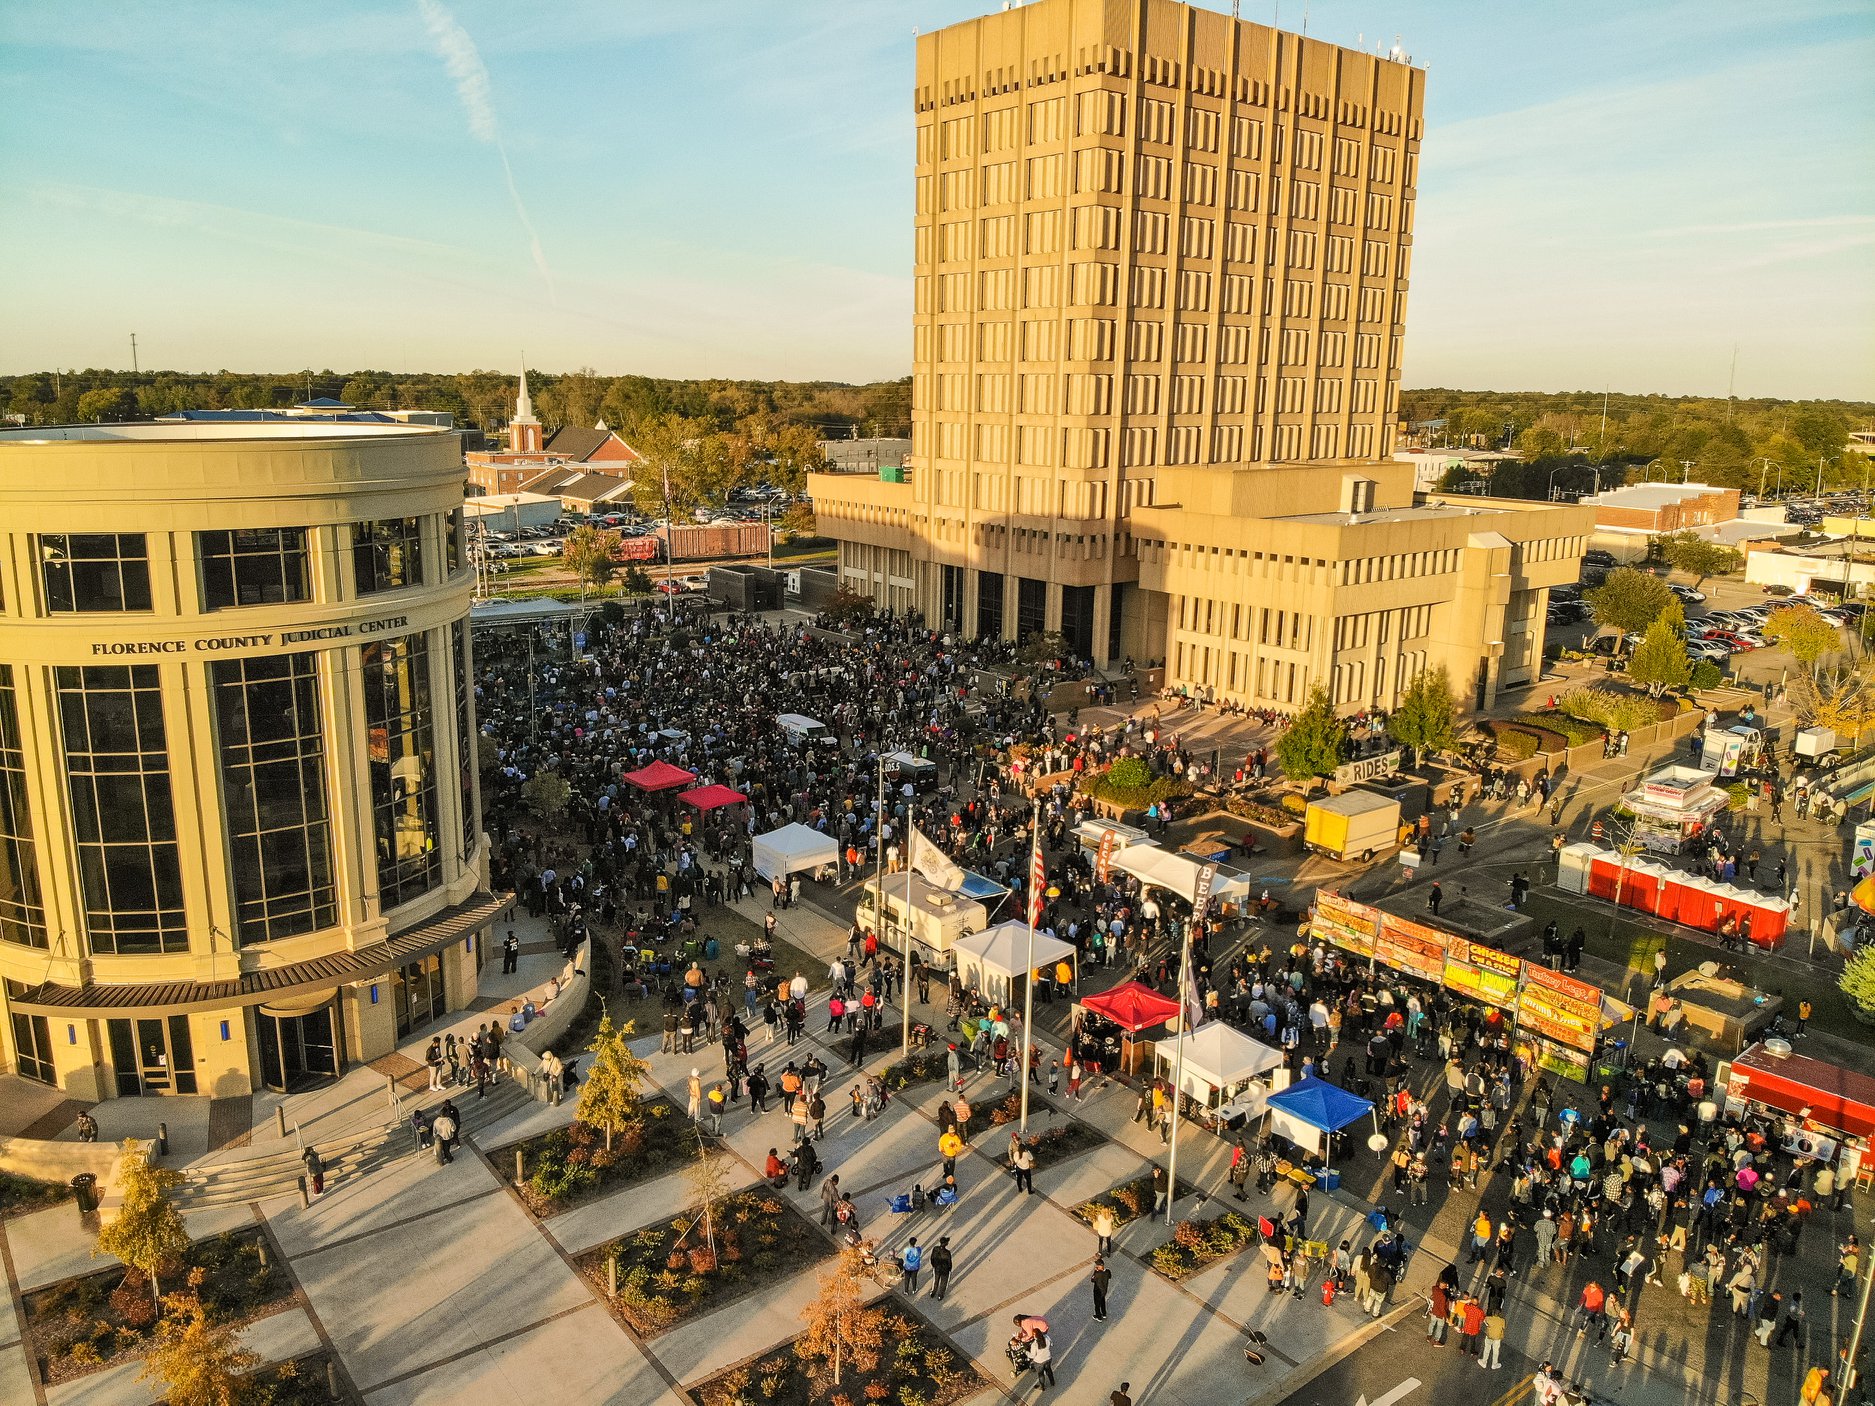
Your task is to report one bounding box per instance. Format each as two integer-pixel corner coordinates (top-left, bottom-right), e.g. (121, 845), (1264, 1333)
(1583, 549), (1618, 568)
(1668, 584), (1706, 603)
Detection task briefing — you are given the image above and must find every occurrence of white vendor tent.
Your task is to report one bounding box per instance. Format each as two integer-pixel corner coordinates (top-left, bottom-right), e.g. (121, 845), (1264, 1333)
(751, 823), (839, 882)
(1157, 1021), (1284, 1105)
(952, 921), (1077, 1006)
(1113, 844), (1254, 905)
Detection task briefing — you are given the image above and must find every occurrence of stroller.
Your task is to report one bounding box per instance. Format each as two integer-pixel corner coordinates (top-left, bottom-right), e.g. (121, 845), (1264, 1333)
(1005, 1340), (1034, 1378)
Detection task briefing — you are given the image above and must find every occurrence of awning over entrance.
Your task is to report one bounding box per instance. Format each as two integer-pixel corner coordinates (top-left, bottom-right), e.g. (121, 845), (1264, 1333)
(7, 891), (507, 1020)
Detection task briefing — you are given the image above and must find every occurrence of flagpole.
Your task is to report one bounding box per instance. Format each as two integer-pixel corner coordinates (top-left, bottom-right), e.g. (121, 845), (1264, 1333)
(1019, 809), (1038, 1137)
(1165, 914), (1192, 1233)
(902, 804), (914, 1056)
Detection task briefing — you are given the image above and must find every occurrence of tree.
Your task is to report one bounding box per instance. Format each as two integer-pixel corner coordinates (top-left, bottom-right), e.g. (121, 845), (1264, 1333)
(576, 1011), (650, 1152)
(1626, 601), (1693, 696)
(1586, 567), (1673, 642)
(520, 771), (572, 823)
(1762, 603), (1840, 675)
(1386, 666), (1459, 763)
(1275, 685), (1350, 782)
(779, 502), (818, 539)
(1656, 532), (1742, 586)
(621, 564), (654, 596)
(562, 526), (619, 594)
(1841, 945), (1875, 1019)
(97, 1138), (188, 1312)
(76, 387), (139, 422)
(822, 586), (875, 628)
(682, 1131), (733, 1265)
(137, 1278), (261, 1406)
(796, 1246), (885, 1388)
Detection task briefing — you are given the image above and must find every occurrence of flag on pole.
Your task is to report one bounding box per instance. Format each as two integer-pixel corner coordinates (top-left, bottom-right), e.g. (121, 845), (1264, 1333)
(908, 825), (965, 891)
(1028, 818), (1046, 928)
(1181, 935), (1206, 1030)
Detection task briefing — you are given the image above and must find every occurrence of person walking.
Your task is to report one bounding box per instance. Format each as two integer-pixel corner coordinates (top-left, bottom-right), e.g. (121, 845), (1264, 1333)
(1091, 1203), (1118, 1256)
(929, 1235), (953, 1299)
(1029, 1328), (1056, 1389)
(1090, 1257), (1112, 1321)
(1480, 1306), (1505, 1370)
(900, 1237), (924, 1293)
(1110, 1384), (1132, 1406)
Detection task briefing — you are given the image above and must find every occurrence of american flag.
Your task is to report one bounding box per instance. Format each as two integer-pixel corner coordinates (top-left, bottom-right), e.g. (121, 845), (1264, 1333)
(1028, 816), (1046, 928)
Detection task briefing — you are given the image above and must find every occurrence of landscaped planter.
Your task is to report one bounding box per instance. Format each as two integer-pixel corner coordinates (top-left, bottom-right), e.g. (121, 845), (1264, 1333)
(25, 1226), (293, 1385)
(980, 1093), (1107, 1171)
(691, 1305), (987, 1406)
(497, 1097), (699, 1217)
(1146, 1207), (1262, 1280)
(1072, 1172), (1201, 1230)
(0, 1170), (72, 1218)
(580, 1191), (832, 1336)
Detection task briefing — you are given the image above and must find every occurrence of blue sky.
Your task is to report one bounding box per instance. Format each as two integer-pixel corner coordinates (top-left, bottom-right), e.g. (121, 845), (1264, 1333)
(1, 0), (1870, 399)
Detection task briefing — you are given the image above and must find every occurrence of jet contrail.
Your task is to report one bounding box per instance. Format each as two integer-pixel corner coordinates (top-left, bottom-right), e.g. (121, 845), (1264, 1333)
(416, 0), (556, 301)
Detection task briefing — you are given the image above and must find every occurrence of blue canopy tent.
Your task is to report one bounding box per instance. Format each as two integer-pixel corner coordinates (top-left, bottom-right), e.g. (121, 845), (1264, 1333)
(959, 868), (1012, 918)
(1264, 1075), (1376, 1158)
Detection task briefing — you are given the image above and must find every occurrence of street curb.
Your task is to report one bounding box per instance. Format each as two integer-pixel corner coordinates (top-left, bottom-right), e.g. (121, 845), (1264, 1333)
(1241, 1297), (1421, 1406)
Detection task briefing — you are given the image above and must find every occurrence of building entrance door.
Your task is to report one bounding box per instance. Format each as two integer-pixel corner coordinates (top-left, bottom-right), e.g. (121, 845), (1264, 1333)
(257, 993), (343, 1093)
(106, 1015), (197, 1096)
(392, 954), (446, 1038)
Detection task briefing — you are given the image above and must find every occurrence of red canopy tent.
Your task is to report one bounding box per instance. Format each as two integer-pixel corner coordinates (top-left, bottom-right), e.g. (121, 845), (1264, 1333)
(1081, 981), (1180, 1032)
(623, 760), (697, 792)
(1079, 980), (1181, 1077)
(679, 784), (748, 811)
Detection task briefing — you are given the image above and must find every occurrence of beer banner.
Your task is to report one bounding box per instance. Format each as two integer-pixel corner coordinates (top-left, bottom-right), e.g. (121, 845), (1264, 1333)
(1312, 891), (1376, 958)
(1374, 913), (1448, 985)
(1516, 964), (1602, 1052)
(1442, 935), (1521, 1010)
(1095, 827), (1118, 884)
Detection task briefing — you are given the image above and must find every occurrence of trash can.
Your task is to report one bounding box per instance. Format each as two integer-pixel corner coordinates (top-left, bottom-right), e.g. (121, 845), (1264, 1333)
(70, 1173), (98, 1214)
(1318, 1168), (1341, 1192)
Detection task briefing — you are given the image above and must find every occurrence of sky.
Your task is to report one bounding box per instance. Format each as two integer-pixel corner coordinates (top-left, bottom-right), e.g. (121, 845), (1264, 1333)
(1, 0), (1870, 400)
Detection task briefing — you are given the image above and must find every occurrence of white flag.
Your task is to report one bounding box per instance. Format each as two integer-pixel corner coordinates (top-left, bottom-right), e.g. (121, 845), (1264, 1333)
(908, 825), (966, 891)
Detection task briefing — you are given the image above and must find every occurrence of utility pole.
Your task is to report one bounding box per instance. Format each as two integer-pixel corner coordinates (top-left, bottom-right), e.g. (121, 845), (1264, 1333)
(1726, 345), (1737, 422)
(130, 333), (137, 374)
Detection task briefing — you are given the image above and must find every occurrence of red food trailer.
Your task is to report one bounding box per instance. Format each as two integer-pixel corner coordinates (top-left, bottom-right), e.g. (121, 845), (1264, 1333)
(1724, 1041), (1875, 1188)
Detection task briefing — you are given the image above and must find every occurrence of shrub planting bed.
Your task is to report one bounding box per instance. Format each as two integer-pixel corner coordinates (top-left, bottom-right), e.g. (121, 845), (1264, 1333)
(0, 1169), (73, 1217)
(692, 1306), (987, 1406)
(580, 1190), (831, 1336)
(1071, 1171), (1200, 1229)
(25, 1226), (292, 1384)
(877, 1048), (951, 1092)
(981, 1092), (1107, 1170)
(499, 1096), (696, 1216)
(1146, 1206), (1261, 1280)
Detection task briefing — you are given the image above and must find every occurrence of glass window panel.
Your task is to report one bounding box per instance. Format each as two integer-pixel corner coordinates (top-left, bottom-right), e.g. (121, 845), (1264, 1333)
(211, 653), (336, 946)
(0, 667), (48, 949)
(451, 622), (477, 858)
(55, 665), (187, 954)
(361, 633), (441, 909)
(40, 534), (152, 613)
(352, 518), (427, 596)
(197, 528), (310, 611)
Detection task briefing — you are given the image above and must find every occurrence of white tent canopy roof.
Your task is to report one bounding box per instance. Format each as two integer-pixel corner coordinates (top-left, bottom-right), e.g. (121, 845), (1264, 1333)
(1113, 845), (1254, 904)
(953, 920), (1077, 978)
(751, 822), (839, 881)
(1175, 1021), (1284, 1088)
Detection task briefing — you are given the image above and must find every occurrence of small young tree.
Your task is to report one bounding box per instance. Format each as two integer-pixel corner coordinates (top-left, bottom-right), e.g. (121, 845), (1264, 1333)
(823, 586), (876, 628)
(520, 771), (572, 823)
(576, 1011), (650, 1151)
(97, 1138), (189, 1312)
(1275, 684), (1351, 782)
(1386, 665), (1459, 764)
(1586, 567), (1673, 642)
(1626, 601), (1693, 697)
(796, 1246), (885, 1388)
(683, 1131), (733, 1263)
(561, 525), (620, 595)
(1762, 603), (1840, 675)
(137, 1278), (261, 1406)
(621, 564), (654, 596)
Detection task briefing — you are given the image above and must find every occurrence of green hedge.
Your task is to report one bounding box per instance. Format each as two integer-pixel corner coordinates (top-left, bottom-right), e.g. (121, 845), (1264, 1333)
(1510, 711), (1604, 747)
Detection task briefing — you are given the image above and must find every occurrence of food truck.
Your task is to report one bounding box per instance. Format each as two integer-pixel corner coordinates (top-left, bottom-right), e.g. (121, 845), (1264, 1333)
(1304, 790), (1402, 862)
(855, 873), (987, 962)
(1617, 765), (1731, 854)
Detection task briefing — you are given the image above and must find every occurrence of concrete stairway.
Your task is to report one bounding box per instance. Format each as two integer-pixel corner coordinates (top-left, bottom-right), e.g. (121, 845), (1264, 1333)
(168, 1077), (533, 1209)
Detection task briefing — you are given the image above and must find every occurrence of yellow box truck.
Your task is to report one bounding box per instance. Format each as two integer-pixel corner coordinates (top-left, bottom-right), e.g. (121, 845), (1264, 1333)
(1304, 790), (1402, 863)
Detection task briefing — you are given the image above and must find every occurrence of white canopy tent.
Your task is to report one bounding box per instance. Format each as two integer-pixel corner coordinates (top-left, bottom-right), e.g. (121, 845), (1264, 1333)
(751, 823), (839, 882)
(952, 921), (1077, 1006)
(1113, 844), (1255, 905)
(1156, 1021), (1284, 1105)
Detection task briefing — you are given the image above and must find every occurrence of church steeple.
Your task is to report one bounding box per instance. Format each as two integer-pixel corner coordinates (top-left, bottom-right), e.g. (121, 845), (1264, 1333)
(510, 357), (542, 454)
